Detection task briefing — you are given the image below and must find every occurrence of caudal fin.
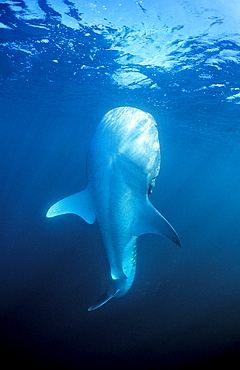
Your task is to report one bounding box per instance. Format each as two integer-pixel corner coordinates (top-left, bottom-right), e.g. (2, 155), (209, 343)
(88, 279), (122, 311)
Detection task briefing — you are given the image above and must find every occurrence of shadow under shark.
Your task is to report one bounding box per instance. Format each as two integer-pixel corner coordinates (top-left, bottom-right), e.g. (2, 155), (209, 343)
(46, 107), (181, 311)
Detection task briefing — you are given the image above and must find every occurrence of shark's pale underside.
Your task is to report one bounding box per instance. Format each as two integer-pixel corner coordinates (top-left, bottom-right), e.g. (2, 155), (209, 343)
(46, 107), (181, 311)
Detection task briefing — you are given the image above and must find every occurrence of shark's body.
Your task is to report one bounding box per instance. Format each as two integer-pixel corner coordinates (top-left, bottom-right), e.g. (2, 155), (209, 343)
(47, 107), (180, 311)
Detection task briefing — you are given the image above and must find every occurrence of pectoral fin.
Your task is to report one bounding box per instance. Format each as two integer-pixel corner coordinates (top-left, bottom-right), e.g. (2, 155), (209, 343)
(46, 188), (96, 224)
(132, 200), (181, 247)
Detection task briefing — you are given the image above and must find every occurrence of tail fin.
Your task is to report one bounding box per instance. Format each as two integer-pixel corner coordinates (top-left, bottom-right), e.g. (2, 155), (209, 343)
(88, 279), (122, 311)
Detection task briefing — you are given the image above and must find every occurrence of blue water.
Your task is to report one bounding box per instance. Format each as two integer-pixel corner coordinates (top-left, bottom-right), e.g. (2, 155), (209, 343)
(1, 1), (240, 368)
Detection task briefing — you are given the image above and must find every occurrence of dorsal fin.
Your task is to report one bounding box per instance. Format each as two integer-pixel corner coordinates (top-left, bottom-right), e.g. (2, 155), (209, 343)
(132, 200), (181, 247)
(46, 188), (96, 224)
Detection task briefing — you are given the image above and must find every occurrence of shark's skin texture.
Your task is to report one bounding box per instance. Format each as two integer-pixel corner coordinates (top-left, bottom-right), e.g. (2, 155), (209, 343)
(46, 107), (181, 311)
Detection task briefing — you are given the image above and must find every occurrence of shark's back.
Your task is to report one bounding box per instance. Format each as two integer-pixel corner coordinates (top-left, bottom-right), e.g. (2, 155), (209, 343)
(87, 107), (160, 185)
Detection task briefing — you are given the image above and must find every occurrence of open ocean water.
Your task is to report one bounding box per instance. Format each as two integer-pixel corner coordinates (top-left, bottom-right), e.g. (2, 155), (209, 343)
(1, 1), (240, 369)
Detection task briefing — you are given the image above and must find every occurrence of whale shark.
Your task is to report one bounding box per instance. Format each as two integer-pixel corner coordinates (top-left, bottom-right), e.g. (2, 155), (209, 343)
(46, 107), (181, 311)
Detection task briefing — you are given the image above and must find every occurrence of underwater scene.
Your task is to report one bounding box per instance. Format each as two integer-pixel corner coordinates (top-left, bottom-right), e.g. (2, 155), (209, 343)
(0, 0), (240, 368)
